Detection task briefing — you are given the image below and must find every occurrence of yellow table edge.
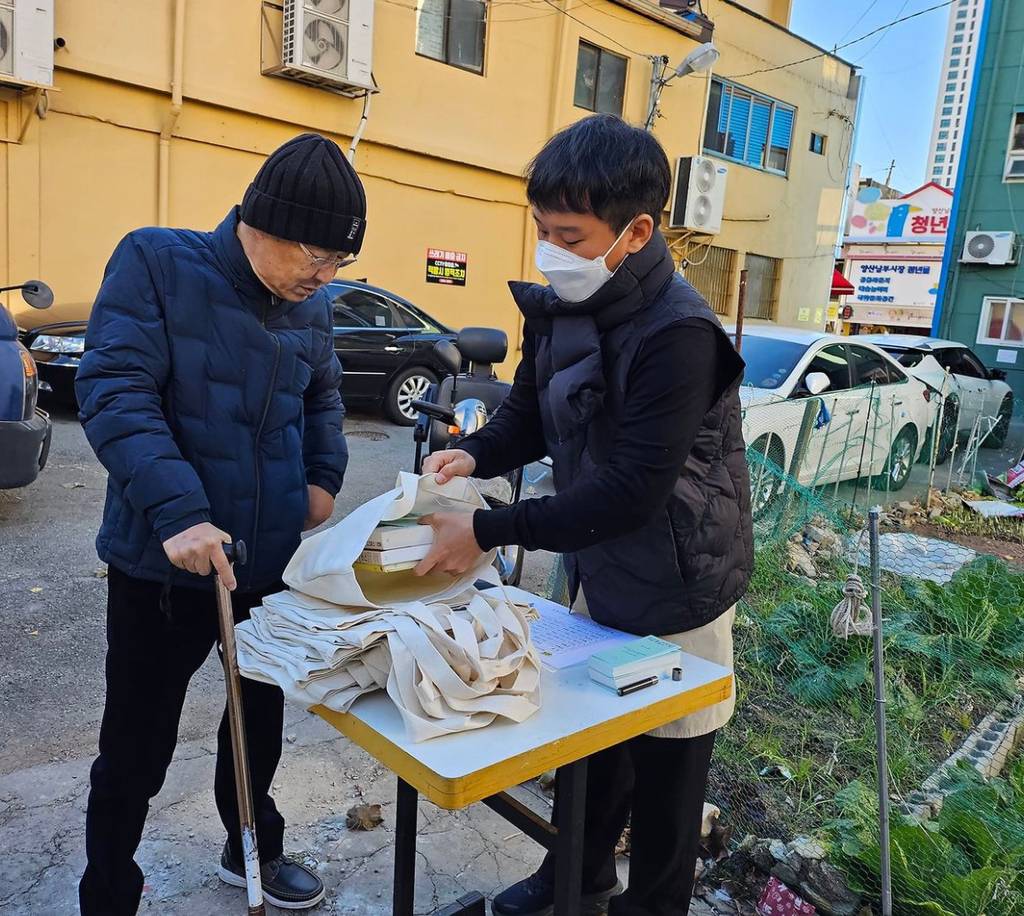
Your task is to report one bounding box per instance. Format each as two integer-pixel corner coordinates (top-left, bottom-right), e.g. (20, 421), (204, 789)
(314, 674), (732, 810)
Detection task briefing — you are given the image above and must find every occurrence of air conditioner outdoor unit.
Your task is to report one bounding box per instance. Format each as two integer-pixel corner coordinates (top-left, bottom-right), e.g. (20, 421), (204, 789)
(0, 0), (54, 87)
(961, 230), (1017, 265)
(669, 156), (728, 234)
(270, 0), (374, 93)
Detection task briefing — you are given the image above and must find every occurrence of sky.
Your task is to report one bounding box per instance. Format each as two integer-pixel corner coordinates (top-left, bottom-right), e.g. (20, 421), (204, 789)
(790, 0), (952, 192)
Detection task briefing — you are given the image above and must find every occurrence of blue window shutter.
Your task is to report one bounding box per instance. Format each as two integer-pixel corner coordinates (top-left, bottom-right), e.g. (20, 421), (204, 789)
(747, 98), (771, 167)
(771, 106), (794, 152)
(728, 92), (751, 160)
(718, 84), (731, 133)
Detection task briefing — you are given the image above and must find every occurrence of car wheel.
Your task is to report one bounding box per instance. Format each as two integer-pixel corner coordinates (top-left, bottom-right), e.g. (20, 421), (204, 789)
(928, 397), (959, 465)
(982, 395), (1013, 449)
(384, 367), (438, 426)
(876, 425), (917, 491)
(748, 434), (785, 520)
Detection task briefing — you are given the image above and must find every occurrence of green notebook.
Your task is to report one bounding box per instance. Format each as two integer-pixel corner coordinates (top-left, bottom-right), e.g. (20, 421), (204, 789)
(589, 635), (682, 679)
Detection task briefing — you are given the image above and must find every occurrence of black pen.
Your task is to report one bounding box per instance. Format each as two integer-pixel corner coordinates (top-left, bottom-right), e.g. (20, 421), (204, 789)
(617, 675), (660, 697)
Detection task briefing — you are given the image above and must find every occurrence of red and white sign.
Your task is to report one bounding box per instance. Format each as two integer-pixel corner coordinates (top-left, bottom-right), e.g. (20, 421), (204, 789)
(757, 877), (817, 915)
(848, 182), (954, 244)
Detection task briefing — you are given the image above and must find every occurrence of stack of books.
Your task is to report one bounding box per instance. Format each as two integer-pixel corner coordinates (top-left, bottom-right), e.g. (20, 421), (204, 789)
(588, 635), (683, 692)
(353, 518), (434, 573)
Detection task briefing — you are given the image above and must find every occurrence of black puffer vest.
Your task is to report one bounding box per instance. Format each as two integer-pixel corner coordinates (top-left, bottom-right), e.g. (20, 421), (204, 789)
(512, 232), (753, 635)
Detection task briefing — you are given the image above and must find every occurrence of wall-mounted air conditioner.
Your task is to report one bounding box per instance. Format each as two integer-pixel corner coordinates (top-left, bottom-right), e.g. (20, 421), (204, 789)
(266, 0), (374, 93)
(0, 0), (54, 87)
(961, 230), (1017, 265)
(669, 156), (728, 235)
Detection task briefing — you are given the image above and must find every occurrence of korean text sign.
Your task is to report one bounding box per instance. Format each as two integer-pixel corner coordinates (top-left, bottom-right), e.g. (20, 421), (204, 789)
(426, 248), (468, 286)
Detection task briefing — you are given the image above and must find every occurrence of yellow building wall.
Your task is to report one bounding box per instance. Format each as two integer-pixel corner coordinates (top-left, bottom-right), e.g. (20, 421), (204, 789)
(4, 0), (855, 367)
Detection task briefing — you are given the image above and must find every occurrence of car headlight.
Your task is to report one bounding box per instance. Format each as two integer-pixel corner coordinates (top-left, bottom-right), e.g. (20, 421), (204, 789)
(31, 334), (85, 355)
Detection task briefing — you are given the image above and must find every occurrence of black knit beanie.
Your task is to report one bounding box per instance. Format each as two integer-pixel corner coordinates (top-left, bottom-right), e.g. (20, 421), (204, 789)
(240, 133), (367, 254)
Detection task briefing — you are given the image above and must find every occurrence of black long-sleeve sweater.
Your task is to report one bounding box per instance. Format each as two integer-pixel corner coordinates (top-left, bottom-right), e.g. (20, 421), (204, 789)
(461, 317), (723, 554)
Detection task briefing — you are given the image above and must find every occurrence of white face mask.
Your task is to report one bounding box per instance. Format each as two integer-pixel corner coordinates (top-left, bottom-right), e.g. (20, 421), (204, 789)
(534, 220), (635, 303)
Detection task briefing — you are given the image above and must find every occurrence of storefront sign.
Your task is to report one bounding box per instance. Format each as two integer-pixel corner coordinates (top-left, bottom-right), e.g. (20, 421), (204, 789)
(846, 258), (940, 310)
(426, 248), (467, 286)
(848, 182), (953, 243)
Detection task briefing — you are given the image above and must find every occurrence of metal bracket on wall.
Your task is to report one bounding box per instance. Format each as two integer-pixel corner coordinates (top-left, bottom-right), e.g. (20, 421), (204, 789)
(0, 84), (58, 144)
(665, 229), (715, 271)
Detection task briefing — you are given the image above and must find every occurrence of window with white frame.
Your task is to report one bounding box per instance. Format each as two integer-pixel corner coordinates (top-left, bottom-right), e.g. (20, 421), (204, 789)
(978, 298), (1024, 346)
(1005, 111), (1024, 180)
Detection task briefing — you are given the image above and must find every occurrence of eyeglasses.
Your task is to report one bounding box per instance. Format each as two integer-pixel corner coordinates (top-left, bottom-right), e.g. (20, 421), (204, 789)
(298, 241), (358, 272)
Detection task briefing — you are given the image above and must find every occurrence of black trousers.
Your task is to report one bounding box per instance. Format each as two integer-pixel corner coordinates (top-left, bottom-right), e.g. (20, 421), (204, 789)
(539, 731), (717, 916)
(79, 566), (287, 916)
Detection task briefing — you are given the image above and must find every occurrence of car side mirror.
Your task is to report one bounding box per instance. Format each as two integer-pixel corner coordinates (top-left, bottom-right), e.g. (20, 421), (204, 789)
(989, 368), (1008, 381)
(433, 339), (462, 377)
(21, 281), (53, 310)
(804, 371), (831, 396)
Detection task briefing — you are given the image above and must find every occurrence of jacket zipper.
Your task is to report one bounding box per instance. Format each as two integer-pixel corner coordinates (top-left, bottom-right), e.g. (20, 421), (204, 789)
(247, 294), (282, 590)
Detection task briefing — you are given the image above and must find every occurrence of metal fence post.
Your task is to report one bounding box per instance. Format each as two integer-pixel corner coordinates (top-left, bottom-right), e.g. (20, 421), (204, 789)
(869, 506), (893, 916)
(735, 269), (748, 353)
(773, 397), (821, 538)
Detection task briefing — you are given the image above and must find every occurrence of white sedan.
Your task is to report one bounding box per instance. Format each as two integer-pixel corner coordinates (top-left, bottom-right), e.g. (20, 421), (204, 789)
(731, 327), (933, 514)
(857, 335), (1014, 463)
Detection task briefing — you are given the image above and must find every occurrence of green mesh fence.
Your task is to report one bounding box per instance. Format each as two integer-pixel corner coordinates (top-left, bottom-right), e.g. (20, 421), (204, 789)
(542, 391), (1024, 915)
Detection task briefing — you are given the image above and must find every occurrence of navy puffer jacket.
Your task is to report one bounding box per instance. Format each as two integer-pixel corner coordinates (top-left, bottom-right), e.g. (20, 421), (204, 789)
(76, 208), (347, 592)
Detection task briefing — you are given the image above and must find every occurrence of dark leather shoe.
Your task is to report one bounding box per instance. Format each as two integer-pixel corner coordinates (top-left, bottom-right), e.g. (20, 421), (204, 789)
(218, 842), (326, 910)
(492, 870), (622, 916)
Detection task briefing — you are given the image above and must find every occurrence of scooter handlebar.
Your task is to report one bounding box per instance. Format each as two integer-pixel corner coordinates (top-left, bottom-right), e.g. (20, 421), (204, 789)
(411, 400), (456, 424)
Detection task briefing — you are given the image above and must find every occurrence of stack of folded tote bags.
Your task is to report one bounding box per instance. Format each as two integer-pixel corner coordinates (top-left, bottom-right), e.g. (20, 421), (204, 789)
(235, 473), (541, 742)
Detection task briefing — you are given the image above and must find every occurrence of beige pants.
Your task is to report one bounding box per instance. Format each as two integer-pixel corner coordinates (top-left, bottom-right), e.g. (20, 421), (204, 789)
(573, 593), (736, 739)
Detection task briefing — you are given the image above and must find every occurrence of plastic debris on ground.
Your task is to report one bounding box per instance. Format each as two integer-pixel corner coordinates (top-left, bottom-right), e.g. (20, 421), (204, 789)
(855, 532), (976, 584)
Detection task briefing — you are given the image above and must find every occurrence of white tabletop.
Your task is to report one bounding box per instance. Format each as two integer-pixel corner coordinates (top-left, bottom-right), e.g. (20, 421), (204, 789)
(315, 587), (733, 809)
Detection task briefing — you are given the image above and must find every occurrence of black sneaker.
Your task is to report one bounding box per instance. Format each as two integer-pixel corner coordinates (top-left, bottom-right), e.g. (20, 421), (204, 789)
(492, 871), (623, 916)
(218, 842), (326, 910)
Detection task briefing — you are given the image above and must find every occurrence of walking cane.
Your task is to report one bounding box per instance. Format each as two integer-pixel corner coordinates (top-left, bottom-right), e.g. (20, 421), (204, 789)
(216, 541), (266, 916)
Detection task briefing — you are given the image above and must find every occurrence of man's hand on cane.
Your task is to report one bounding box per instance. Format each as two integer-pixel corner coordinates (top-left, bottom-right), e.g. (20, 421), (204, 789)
(163, 523), (237, 590)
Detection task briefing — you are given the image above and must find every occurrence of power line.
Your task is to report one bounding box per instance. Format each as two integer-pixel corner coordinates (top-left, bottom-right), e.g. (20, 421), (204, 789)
(537, 0), (649, 57)
(853, 0), (911, 63)
(833, 0), (883, 48)
(377, 0), (649, 50)
(725, 0), (956, 80)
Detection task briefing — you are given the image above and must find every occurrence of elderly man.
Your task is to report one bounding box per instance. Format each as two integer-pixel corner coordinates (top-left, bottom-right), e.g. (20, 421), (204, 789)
(76, 133), (363, 914)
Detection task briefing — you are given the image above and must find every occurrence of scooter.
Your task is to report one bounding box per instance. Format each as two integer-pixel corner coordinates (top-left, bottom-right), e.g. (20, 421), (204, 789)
(411, 328), (525, 587)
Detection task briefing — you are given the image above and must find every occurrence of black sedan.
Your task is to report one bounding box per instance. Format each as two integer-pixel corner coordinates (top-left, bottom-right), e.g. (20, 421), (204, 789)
(327, 280), (456, 424)
(20, 281), (456, 426)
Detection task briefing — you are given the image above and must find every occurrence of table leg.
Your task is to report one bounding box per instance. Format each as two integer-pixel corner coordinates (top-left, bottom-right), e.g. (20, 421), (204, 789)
(394, 777), (418, 916)
(553, 758), (588, 916)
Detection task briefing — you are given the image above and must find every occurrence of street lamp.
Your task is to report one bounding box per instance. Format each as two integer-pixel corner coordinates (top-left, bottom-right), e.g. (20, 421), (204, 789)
(645, 41), (720, 131)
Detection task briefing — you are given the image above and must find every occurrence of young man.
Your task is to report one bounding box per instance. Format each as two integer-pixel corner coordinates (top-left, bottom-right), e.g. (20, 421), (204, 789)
(76, 133), (363, 914)
(418, 115), (753, 915)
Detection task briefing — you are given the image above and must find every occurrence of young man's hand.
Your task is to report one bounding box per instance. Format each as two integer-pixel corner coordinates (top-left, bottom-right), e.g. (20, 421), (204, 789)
(413, 511), (484, 577)
(305, 484), (335, 531)
(422, 449), (476, 484)
(162, 522), (236, 590)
